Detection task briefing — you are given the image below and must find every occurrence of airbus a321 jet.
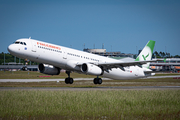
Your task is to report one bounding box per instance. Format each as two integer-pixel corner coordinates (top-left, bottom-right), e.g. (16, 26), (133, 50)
(8, 38), (158, 84)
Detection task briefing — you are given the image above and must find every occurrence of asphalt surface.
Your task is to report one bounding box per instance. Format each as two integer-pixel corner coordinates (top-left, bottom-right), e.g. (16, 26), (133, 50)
(0, 86), (180, 91)
(0, 75), (180, 90)
(0, 75), (180, 82)
(0, 78), (111, 82)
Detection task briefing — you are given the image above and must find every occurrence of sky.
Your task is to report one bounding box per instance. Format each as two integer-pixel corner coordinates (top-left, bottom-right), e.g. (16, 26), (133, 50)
(0, 0), (180, 56)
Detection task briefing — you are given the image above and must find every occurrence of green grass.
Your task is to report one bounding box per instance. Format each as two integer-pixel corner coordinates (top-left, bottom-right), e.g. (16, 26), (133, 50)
(0, 71), (180, 87)
(0, 71), (179, 79)
(0, 71), (180, 119)
(0, 71), (94, 79)
(0, 90), (179, 120)
(0, 77), (180, 87)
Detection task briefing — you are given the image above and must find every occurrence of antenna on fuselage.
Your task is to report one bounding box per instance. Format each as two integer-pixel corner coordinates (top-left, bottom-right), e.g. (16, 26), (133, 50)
(29, 37), (31, 39)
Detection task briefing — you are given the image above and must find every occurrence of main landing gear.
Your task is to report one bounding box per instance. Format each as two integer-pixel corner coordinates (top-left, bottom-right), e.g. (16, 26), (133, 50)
(65, 71), (74, 84)
(93, 77), (102, 84)
(64, 71), (102, 85)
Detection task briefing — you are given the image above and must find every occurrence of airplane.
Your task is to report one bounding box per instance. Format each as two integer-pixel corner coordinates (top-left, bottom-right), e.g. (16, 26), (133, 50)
(8, 38), (158, 84)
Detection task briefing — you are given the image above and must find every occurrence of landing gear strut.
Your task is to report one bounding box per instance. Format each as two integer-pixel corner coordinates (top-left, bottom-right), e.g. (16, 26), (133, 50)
(93, 77), (102, 84)
(65, 71), (74, 84)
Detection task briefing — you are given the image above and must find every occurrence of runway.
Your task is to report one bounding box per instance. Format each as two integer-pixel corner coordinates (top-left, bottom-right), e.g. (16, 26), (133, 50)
(146, 75), (180, 79)
(0, 75), (180, 90)
(0, 86), (180, 91)
(0, 78), (111, 82)
(0, 75), (180, 82)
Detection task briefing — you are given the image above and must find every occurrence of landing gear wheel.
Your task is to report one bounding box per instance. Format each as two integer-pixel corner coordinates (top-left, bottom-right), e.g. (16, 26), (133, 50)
(69, 78), (74, 84)
(65, 78), (69, 84)
(93, 78), (98, 84)
(98, 78), (102, 84)
(93, 78), (102, 84)
(65, 71), (74, 84)
(65, 77), (74, 84)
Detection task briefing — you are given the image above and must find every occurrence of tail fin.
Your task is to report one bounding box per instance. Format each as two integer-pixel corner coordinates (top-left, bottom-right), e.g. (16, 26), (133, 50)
(135, 40), (155, 68)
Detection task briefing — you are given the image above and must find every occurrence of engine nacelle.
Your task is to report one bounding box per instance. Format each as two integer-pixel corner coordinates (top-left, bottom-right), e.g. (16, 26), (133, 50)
(81, 63), (103, 76)
(38, 63), (60, 75)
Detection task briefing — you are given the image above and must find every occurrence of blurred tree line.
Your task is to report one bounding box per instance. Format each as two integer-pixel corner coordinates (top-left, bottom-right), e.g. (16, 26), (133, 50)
(0, 52), (39, 65)
(153, 51), (180, 58)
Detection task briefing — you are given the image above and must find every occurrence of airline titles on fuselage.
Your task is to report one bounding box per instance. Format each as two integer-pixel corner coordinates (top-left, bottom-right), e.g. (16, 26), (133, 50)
(37, 41), (100, 62)
(37, 42), (61, 50)
(37, 42), (62, 53)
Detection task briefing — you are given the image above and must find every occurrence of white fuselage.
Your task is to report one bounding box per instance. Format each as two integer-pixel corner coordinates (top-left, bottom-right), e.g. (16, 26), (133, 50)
(8, 38), (147, 80)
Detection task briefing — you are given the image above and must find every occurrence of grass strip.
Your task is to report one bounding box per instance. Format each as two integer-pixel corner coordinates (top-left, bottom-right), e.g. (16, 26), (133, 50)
(0, 77), (180, 87)
(0, 71), (179, 79)
(0, 90), (179, 119)
(0, 71), (94, 79)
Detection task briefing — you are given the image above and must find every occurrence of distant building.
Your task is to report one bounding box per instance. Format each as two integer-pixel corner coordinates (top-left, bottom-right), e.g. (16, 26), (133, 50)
(3, 62), (23, 65)
(83, 48), (134, 58)
(83, 48), (106, 54)
(150, 58), (180, 73)
(0, 62), (38, 71)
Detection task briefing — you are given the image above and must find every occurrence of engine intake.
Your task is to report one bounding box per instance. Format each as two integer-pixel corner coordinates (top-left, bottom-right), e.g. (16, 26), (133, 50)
(38, 63), (60, 75)
(81, 63), (103, 76)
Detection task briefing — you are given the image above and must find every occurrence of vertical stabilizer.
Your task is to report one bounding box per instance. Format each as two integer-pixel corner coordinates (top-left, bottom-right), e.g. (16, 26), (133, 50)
(135, 40), (155, 68)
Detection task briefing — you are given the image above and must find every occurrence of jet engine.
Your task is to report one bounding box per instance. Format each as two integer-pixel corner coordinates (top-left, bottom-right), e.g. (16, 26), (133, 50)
(38, 63), (60, 75)
(81, 63), (103, 76)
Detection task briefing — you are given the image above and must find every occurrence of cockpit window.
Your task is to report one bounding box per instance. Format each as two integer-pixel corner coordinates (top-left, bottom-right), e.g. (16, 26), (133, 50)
(15, 42), (20, 44)
(14, 41), (27, 45)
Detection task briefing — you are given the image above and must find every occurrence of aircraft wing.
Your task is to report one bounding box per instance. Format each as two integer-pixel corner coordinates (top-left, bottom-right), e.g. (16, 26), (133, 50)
(76, 59), (161, 71)
(144, 70), (171, 73)
(95, 59), (160, 70)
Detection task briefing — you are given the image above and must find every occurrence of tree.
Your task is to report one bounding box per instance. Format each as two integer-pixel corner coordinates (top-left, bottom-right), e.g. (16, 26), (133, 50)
(174, 55), (180, 58)
(153, 51), (160, 58)
(165, 52), (170, 58)
(162, 52), (165, 58)
(0, 53), (39, 65)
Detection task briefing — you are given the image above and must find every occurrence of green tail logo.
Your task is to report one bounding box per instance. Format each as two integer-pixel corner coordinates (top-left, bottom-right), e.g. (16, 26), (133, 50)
(142, 53), (149, 61)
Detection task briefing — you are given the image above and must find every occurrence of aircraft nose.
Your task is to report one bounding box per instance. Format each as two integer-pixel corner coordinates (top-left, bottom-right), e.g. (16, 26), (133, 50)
(7, 44), (13, 53)
(8, 44), (16, 54)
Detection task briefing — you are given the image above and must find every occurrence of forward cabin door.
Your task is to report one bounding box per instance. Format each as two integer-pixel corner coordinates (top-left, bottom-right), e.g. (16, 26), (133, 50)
(31, 40), (37, 52)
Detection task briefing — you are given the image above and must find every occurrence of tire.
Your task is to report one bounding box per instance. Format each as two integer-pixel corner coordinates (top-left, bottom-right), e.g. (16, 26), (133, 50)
(65, 78), (69, 84)
(69, 78), (74, 84)
(93, 78), (98, 84)
(98, 78), (102, 84)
